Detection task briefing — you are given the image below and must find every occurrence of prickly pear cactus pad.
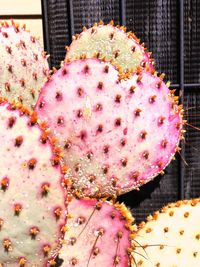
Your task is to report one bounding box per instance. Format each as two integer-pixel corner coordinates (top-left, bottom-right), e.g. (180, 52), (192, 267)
(0, 21), (49, 110)
(65, 21), (153, 73)
(35, 58), (183, 197)
(0, 100), (66, 266)
(59, 198), (135, 266)
(131, 199), (200, 267)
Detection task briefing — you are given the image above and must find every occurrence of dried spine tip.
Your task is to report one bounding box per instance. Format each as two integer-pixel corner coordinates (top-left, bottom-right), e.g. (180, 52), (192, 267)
(1, 177), (9, 190)
(8, 116), (16, 127)
(15, 136), (23, 147)
(43, 244), (51, 256)
(69, 237), (76, 245)
(30, 226), (40, 238)
(149, 95), (157, 103)
(135, 108), (141, 116)
(18, 257), (27, 267)
(121, 158), (127, 166)
(14, 203), (22, 215)
(71, 258), (78, 265)
(3, 238), (12, 252)
(98, 81), (104, 89)
(28, 158), (37, 169)
(93, 247), (100, 255)
(104, 65), (109, 73)
(41, 183), (50, 196)
(48, 259), (56, 266)
(0, 218), (4, 230)
(140, 131), (147, 139)
(142, 151), (149, 159)
(5, 82), (10, 92)
(54, 207), (62, 220)
(130, 171), (140, 180)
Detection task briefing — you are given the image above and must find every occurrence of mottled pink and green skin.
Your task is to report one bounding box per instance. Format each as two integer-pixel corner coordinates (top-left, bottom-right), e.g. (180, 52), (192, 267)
(0, 101), (66, 266)
(65, 23), (153, 73)
(35, 58), (182, 197)
(0, 22), (49, 110)
(59, 198), (133, 267)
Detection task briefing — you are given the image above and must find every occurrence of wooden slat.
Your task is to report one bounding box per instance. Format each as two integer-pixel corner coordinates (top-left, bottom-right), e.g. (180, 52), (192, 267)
(0, 0), (41, 15)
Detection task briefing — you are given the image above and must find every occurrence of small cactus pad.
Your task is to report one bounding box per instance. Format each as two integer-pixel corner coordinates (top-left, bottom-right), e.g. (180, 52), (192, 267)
(65, 21), (152, 73)
(0, 21), (49, 110)
(0, 100), (66, 266)
(59, 198), (135, 266)
(131, 199), (200, 267)
(35, 58), (183, 197)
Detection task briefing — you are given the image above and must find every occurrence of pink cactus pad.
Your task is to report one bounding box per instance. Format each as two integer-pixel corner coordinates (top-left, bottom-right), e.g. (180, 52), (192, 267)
(0, 21), (49, 110)
(0, 100), (66, 266)
(59, 198), (135, 266)
(65, 21), (153, 73)
(132, 199), (200, 267)
(35, 58), (183, 197)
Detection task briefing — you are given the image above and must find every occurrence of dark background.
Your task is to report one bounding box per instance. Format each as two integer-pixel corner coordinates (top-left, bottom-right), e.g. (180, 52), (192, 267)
(42, 0), (200, 223)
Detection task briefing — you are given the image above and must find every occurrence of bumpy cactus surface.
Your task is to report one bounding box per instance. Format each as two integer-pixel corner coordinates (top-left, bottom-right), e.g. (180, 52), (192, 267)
(0, 15), (189, 267)
(36, 58), (183, 197)
(0, 21), (49, 110)
(59, 197), (135, 266)
(131, 199), (200, 267)
(0, 99), (66, 266)
(65, 21), (153, 73)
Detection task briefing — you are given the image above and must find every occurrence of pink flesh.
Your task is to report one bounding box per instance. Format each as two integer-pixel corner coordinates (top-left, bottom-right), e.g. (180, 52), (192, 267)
(59, 198), (132, 266)
(35, 59), (182, 197)
(0, 103), (66, 266)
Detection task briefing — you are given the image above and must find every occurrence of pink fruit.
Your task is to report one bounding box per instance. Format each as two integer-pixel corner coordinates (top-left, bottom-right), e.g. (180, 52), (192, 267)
(65, 21), (153, 73)
(35, 58), (183, 197)
(0, 20), (49, 110)
(59, 197), (135, 266)
(0, 99), (66, 266)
